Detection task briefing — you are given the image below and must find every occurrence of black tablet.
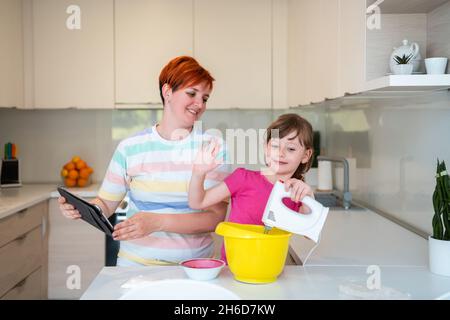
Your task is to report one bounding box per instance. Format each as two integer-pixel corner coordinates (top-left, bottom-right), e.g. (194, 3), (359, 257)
(57, 186), (114, 236)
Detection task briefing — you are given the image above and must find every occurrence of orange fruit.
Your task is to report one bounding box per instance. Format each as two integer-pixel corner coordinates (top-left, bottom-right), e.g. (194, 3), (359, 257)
(61, 169), (68, 177)
(77, 178), (88, 187)
(64, 178), (76, 187)
(79, 168), (90, 179)
(68, 169), (79, 180)
(86, 167), (94, 174)
(72, 156), (81, 163)
(64, 162), (75, 171)
(76, 160), (86, 170)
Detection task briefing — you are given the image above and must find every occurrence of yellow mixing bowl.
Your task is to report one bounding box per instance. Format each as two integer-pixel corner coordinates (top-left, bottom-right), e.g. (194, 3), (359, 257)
(215, 222), (291, 284)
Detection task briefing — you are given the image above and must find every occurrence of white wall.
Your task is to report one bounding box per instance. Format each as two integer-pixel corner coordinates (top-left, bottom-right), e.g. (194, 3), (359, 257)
(427, 0), (450, 74)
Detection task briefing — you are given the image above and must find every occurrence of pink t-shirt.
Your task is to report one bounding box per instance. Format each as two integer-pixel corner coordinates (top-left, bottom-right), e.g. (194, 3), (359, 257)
(221, 168), (302, 262)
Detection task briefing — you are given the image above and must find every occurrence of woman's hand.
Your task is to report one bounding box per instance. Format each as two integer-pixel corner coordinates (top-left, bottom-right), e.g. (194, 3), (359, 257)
(112, 212), (163, 241)
(193, 138), (222, 176)
(283, 178), (314, 203)
(58, 196), (81, 219)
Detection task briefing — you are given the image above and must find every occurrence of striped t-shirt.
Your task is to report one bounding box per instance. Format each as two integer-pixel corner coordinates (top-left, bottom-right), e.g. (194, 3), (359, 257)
(98, 124), (231, 265)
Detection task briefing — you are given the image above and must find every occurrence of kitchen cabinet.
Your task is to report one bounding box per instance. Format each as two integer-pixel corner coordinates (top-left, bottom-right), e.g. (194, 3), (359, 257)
(0, 0), (24, 108)
(114, 0), (193, 108)
(194, 0), (272, 109)
(287, 0), (340, 106)
(47, 198), (105, 299)
(287, 0), (364, 107)
(32, 0), (114, 109)
(339, 0), (366, 95)
(0, 201), (48, 300)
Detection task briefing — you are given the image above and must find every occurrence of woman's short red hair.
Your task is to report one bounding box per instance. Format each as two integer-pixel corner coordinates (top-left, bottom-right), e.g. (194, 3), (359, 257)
(159, 56), (215, 104)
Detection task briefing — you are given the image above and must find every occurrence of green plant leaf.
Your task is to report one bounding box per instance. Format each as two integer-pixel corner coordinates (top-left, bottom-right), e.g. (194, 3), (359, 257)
(433, 188), (443, 239)
(432, 159), (450, 240)
(394, 53), (413, 65)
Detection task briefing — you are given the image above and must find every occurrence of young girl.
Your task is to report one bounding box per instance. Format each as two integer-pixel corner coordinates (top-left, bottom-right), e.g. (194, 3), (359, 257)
(188, 113), (315, 261)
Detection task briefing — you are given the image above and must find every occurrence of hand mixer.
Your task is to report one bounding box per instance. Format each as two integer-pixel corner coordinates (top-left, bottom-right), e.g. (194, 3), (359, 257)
(262, 180), (329, 243)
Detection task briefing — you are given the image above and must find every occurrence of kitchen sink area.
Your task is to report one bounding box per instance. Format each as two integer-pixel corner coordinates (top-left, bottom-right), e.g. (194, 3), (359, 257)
(314, 192), (365, 211)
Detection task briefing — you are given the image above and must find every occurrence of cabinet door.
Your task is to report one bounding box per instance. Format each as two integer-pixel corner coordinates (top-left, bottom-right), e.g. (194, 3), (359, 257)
(115, 0), (193, 107)
(0, 0), (23, 108)
(339, 0), (366, 94)
(194, 0), (272, 109)
(48, 198), (105, 299)
(288, 0), (341, 107)
(33, 0), (114, 108)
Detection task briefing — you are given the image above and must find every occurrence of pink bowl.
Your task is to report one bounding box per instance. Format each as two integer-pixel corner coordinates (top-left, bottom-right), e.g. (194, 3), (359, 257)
(180, 258), (225, 281)
(181, 258), (225, 269)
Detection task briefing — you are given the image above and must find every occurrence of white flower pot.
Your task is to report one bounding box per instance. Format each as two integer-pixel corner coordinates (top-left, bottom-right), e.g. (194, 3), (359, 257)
(392, 64), (414, 75)
(429, 236), (450, 277)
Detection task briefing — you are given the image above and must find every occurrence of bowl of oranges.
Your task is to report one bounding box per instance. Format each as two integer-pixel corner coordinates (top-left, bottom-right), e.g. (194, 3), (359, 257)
(61, 156), (94, 188)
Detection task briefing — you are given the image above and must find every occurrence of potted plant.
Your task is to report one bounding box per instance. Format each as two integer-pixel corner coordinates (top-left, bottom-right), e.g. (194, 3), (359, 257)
(392, 54), (414, 75)
(429, 159), (450, 276)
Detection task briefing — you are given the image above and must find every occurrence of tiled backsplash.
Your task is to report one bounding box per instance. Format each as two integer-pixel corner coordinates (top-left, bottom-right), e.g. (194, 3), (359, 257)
(1, 90), (449, 236)
(0, 108), (322, 184)
(322, 91), (450, 236)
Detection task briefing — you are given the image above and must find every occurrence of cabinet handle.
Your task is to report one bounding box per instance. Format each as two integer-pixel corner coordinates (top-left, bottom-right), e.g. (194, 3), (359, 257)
(15, 233), (27, 242)
(17, 208), (28, 216)
(14, 278), (27, 289)
(41, 215), (47, 238)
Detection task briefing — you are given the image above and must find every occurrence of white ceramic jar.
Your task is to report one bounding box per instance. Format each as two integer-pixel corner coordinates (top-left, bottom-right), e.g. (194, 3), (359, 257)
(389, 39), (422, 73)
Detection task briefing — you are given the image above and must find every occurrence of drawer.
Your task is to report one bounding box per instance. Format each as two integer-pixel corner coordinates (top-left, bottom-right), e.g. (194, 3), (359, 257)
(0, 227), (43, 297)
(1, 268), (43, 300)
(0, 201), (47, 248)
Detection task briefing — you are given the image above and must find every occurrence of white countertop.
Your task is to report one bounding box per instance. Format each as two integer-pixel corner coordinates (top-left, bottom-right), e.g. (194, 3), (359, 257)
(289, 206), (429, 267)
(0, 183), (100, 220)
(81, 265), (450, 300)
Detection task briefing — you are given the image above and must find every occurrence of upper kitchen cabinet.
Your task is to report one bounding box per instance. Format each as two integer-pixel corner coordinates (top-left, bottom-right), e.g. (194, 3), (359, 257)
(340, 0), (366, 95)
(287, 0), (365, 107)
(0, 0), (24, 108)
(194, 0), (272, 109)
(32, 0), (114, 109)
(115, 0), (193, 108)
(287, 0), (343, 107)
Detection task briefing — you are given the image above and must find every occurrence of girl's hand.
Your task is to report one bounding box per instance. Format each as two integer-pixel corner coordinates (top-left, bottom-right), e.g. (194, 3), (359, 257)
(112, 212), (162, 241)
(58, 196), (81, 220)
(283, 178), (314, 203)
(193, 138), (222, 176)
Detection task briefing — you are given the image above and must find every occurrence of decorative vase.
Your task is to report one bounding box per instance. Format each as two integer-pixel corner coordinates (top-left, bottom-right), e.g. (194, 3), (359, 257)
(392, 64), (413, 75)
(429, 236), (450, 277)
(390, 39), (422, 73)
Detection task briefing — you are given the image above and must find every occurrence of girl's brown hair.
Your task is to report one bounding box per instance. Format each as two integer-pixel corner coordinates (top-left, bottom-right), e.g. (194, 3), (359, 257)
(266, 114), (314, 181)
(159, 56), (215, 105)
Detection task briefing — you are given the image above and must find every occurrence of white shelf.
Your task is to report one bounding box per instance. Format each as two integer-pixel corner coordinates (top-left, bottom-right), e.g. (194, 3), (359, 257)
(364, 74), (450, 92)
(366, 0), (449, 14)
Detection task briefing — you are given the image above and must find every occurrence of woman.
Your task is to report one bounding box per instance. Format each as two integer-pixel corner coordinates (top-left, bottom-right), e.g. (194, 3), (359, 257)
(58, 56), (230, 266)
